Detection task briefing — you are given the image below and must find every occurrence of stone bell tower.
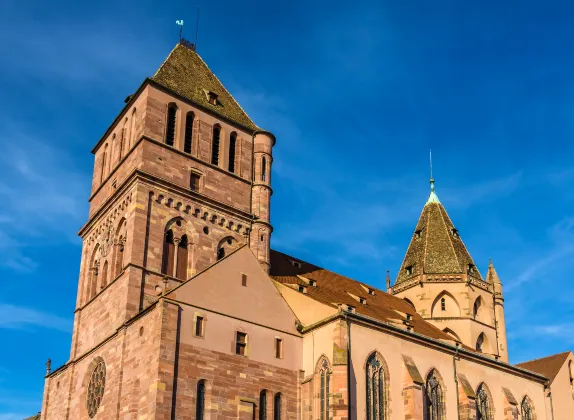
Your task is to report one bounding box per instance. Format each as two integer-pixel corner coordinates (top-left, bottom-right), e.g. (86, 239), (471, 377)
(41, 40), (276, 419)
(392, 178), (508, 362)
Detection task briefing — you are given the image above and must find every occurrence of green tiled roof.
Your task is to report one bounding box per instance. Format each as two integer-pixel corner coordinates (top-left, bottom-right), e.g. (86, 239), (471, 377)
(151, 41), (258, 131)
(395, 183), (484, 285)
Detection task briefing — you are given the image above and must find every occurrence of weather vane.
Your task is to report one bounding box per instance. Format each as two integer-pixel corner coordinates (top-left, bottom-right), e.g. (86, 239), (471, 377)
(176, 19), (184, 40)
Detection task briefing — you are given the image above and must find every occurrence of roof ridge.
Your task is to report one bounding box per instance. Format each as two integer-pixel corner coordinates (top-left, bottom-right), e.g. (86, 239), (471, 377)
(192, 48), (259, 129)
(152, 43), (180, 78)
(516, 350), (571, 365)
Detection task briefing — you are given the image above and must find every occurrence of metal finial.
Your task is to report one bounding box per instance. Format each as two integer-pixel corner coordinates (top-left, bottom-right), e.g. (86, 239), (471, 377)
(176, 20), (184, 41)
(430, 149), (433, 180)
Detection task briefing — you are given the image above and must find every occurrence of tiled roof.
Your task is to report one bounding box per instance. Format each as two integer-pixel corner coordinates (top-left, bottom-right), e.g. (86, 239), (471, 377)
(516, 351), (572, 382)
(269, 249), (472, 348)
(151, 41), (258, 131)
(395, 183), (484, 285)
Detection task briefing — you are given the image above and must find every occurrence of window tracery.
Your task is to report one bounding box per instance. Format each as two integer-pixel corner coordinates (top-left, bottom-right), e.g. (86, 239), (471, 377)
(87, 359), (106, 418)
(424, 370), (444, 420)
(476, 384), (492, 420)
(521, 397), (533, 420)
(318, 358), (330, 420)
(366, 352), (385, 420)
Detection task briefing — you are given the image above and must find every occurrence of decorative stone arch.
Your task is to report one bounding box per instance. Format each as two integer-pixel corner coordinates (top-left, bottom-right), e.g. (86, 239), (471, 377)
(431, 291), (461, 318)
(424, 367), (447, 420)
(520, 395), (536, 420)
(403, 298), (416, 311)
(160, 216), (198, 279)
(476, 382), (495, 420)
(363, 350), (391, 420)
(442, 328), (461, 342)
(113, 217), (127, 279)
(473, 296), (489, 324)
(86, 244), (101, 302)
(216, 236), (240, 261)
(475, 332), (492, 354)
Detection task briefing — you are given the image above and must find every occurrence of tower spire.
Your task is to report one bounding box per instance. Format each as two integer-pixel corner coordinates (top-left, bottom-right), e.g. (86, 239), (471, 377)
(426, 150), (440, 204)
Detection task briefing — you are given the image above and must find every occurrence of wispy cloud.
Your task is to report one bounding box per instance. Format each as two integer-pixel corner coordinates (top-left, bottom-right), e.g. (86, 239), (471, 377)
(0, 304), (72, 333)
(0, 123), (89, 271)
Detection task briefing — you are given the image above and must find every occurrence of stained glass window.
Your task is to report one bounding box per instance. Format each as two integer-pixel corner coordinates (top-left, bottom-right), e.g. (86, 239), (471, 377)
(521, 397), (533, 420)
(319, 359), (330, 420)
(366, 353), (385, 420)
(476, 384), (491, 420)
(424, 370), (443, 420)
(87, 359), (106, 418)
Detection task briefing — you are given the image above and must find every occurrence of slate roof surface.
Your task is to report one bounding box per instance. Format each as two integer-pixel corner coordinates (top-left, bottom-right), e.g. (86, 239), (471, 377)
(269, 249), (472, 349)
(516, 351), (572, 383)
(395, 198), (484, 285)
(151, 41), (258, 131)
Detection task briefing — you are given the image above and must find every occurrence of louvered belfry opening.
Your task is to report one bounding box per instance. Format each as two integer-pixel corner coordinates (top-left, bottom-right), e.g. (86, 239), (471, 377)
(228, 132), (237, 173)
(161, 229), (175, 275)
(165, 104), (177, 146)
(211, 125), (221, 165)
(184, 112), (194, 154)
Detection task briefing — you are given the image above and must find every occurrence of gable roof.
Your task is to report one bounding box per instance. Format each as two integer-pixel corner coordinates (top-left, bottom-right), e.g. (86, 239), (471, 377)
(516, 351), (572, 383)
(269, 249), (472, 347)
(151, 41), (258, 131)
(395, 180), (484, 285)
(166, 246), (300, 335)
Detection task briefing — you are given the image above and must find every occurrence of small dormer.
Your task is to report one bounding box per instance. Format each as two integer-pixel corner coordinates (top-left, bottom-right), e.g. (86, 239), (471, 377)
(360, 284), (376, 296)
(207, 91), (219, 105)
(290, 259), (302, 269)
(405, 265), (414, 276)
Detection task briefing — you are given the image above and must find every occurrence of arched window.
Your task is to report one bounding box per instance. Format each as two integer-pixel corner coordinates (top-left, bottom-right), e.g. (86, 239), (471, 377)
(318, 359), (330, 420)
(211, 125), (221, 165)
(217, 247), (225, 261)
(521, 397), (533, 420)
(366, 352), (385, 420)
(476, 384), (492, 420)
(476, 333), (486, 352)
(424, 370), (444, 420)
(161, 229), (175, 276)
(261, 156), (267, 182)
(130, 108), (137, 148)
(101, 261), (108, 289)
(273, 393), (282, 420)
(166, 104), (177, 147)
(88, 245), (101, 300)
(176, 235), (188, 280)
(184, 112), (194, 154)
(114, 235), (125, 277)
(196, 380), (206, 420)
(440, 297), (446, 311)
(259, 390), (267, 420)
(100, 144), (108, 183)
(473, 297), (481, 319)
(228, 132), (237, 173)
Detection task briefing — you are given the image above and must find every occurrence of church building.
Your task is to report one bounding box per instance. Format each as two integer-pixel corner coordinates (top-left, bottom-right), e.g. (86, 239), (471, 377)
(38, 40), (574, 420)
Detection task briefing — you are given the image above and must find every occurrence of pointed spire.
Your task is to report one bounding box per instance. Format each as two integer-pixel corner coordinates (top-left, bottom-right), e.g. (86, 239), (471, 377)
(486, 259), (502, 285)
(426, 178), (441, 204)
(386, 270), (391, 292)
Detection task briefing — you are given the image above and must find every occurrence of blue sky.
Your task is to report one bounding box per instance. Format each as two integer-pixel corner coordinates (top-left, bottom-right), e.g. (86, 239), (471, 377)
(2, 0), (574, 417)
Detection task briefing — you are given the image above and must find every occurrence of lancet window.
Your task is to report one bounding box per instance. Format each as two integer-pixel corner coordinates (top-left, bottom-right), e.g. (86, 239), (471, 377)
(318, 358), (330, 420)
(476, 384), (491, 420)
(211, 125), (221, 165)
(424, 370), (444, 420)
(521, 397), (533, 420)
(229, 132), (237, 173)
(366, 352), (385, 420)
(166, 103), (177, 147)
(184, 112), (194, 154)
